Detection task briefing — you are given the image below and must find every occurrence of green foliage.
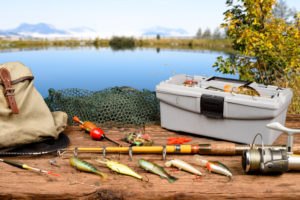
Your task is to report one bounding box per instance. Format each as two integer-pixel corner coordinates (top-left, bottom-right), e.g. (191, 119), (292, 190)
(188, 40), (194, 48)
(156, 34), (161, 40)
(109, 37), (136, 50)
(93, 37), (100, 47)
(213, 0), (299, 86)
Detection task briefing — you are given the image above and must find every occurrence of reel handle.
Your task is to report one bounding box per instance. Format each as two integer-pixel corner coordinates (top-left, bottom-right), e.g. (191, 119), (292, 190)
(266, 122), (300, 154)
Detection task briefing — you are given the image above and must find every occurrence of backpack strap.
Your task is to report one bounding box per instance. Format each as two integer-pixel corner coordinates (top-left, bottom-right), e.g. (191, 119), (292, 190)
(0, 68), (19, 114)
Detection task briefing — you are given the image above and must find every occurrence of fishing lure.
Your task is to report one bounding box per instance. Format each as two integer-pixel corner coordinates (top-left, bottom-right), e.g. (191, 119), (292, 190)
(124, 132), (153, 146)
(165, 159), (202, 176)
(224, 84), (260, 97)
(96, 159), (142, 180)
(69, 157), (107, 180)
(0, 159), (60, 177)
(194, 155), (233, 180)
(138, 159), (178, 183)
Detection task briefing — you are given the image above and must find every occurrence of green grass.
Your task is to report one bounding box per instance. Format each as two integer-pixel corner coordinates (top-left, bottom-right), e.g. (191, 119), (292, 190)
(0, 38), (234, 53)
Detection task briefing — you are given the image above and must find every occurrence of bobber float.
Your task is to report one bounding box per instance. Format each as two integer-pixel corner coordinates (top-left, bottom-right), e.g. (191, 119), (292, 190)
(73, 116), (120, 146)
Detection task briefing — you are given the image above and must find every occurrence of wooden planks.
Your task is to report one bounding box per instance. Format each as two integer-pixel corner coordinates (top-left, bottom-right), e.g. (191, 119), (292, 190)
(0, 116), (300, 199)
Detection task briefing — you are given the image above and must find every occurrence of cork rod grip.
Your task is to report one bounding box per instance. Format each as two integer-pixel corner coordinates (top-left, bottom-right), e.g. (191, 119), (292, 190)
(209, 143), (237, 155)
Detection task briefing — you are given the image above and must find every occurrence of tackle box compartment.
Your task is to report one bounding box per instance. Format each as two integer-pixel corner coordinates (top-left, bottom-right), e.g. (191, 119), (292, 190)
(156, 74), (293, 145)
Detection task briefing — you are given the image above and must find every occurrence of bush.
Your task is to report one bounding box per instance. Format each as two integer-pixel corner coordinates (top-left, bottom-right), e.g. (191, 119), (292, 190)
(109, 37), (136, 50)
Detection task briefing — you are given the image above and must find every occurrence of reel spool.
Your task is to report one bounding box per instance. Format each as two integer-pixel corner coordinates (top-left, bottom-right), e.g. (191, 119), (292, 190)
(242, 123), (300, 174)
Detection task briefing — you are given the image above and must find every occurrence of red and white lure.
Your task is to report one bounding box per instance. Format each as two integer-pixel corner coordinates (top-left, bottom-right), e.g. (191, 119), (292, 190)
(194, 155), (233, 180)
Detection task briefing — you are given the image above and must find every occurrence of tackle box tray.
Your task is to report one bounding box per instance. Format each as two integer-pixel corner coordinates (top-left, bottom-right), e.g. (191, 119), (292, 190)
(156, 74), (293, 144)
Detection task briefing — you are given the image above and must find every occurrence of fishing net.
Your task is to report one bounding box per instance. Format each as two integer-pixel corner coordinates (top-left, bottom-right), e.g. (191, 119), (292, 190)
(44, 87), (160, 127)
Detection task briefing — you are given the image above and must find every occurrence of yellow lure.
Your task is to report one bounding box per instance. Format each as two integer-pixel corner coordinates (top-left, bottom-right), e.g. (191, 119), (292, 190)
(96, 160), (142, 180)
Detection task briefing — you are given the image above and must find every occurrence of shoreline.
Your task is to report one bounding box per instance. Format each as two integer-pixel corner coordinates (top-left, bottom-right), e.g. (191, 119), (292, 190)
(0, 38), (235, 53)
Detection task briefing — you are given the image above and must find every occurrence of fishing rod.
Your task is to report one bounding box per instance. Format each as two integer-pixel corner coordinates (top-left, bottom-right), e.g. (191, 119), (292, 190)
(62, 143), (300, 160)
(63, 122), (300, 159)
(0, 159), (60, 177)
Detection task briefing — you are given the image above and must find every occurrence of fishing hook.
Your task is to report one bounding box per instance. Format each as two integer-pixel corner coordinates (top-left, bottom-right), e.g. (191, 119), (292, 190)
(142, 174), (149, 182)
(192, 175), (202, 182)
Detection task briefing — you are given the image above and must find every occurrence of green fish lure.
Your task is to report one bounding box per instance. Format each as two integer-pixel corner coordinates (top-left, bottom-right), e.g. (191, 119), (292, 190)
(138, 159), (178, 183)
(69, 157), (107, 180)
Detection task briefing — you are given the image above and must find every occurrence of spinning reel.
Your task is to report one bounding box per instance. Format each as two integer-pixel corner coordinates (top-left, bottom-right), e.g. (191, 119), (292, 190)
(242, 122), (300, 174)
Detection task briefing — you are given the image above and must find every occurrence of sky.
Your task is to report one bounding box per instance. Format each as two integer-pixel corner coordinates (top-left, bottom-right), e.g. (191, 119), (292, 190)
(0, 0), (299, 37)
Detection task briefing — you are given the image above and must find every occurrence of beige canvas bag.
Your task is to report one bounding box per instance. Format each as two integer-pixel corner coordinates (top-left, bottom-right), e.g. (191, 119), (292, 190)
(0, 62), (67, 150)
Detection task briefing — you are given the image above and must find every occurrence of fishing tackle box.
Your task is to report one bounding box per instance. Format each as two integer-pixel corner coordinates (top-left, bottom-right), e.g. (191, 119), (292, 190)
(156, 74), (293, 145)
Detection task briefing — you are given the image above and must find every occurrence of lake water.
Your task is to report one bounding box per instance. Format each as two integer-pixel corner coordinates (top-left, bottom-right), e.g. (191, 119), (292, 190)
(0, 47), (236, 97)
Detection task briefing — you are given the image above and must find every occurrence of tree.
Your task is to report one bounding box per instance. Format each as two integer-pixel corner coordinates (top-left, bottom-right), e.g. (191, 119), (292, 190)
(273, 0), (297, 22)
(93, 37), (100, 47)
(212, 28), (222, 39)
(202, 28), (211, 39)
(196, 28), (202, 39)
(156, 34), (161, 40)
(213, 0), (299, 86)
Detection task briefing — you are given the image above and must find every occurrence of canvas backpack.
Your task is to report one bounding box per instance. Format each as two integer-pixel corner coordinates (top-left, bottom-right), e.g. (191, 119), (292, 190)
(0, 62), (67, 150)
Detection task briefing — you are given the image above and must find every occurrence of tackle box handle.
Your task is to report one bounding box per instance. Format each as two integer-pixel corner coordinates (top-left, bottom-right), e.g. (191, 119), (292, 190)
(206, 76), (252, 86)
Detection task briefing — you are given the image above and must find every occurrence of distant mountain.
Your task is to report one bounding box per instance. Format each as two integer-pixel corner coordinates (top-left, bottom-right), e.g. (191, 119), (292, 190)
(0, 23), (190, 38)
(0, 23), (96, 38)
(0, 30), (20, 37)
(11, 23), (68, 35)
(143, 26), (188, 37)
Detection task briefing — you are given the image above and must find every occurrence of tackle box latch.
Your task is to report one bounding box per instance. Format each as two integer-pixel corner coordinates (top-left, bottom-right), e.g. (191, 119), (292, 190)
(200, 94), (224, 118)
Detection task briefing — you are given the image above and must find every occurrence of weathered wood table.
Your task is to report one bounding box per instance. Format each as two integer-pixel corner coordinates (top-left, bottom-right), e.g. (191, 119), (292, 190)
(0, 115), (300, 199)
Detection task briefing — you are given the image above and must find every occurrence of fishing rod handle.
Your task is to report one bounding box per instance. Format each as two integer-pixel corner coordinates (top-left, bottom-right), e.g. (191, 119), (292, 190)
(199, 143), (300, 155)
(2, 159), (24, 169)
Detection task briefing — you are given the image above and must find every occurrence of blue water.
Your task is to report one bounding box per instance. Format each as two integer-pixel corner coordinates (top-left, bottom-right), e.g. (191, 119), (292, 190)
(0, 47), (236, 97)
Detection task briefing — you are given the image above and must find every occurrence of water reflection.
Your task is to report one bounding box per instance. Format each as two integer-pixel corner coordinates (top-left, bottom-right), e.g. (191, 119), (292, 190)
(0, 47), (237, 97)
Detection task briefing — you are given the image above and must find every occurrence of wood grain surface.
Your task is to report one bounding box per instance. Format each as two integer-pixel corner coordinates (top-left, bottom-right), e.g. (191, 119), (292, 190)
(0, 115), (300, 200)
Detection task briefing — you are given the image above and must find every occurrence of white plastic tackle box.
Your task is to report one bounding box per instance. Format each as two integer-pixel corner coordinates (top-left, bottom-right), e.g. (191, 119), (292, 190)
(156, 74), (293, 145)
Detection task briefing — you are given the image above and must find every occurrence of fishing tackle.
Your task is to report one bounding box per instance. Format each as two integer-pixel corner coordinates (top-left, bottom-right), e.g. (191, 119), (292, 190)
(73, 116), (120, 146)
(0, 159), (60, 177)
(194, 155), (233, 180)
(242, 122), (300, 174)
(124, 132), (153, 146)
(63, 142), (300, 161)
(167, 137), (191, 145)
(50, 158), (60, 167)
(165, 159), (202, 176)
(183, 80), (198, 87)
(69, 157), (107, 180)
(224, 84), (260, 96)
(96, 159), (142, 180)
(138, 159), (178, 183)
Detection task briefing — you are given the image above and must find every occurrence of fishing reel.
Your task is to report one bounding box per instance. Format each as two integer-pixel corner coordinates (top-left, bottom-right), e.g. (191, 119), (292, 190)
(242, 122), (300, 174)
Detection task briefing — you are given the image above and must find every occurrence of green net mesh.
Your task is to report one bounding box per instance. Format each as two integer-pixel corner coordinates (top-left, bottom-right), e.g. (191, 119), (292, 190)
(44, 87), (160, 126)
